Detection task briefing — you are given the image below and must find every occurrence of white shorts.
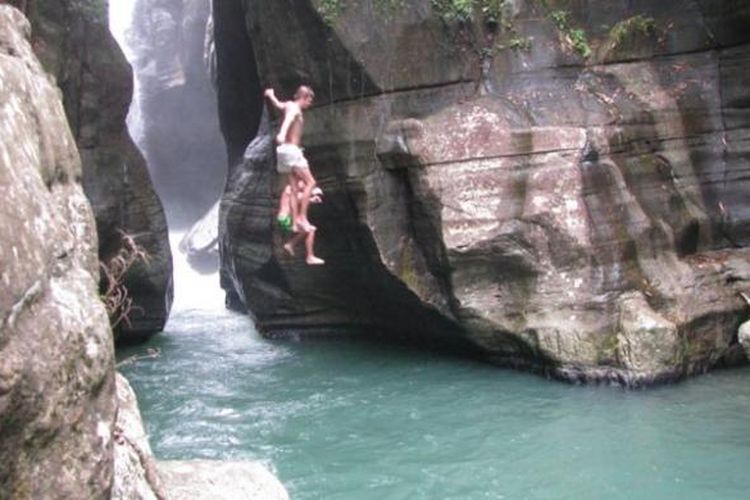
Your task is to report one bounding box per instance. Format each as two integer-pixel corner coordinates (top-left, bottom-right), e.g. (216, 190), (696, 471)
(276, 144), (309, 173)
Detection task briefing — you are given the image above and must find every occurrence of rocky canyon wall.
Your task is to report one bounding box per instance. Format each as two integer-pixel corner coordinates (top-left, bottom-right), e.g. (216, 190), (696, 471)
(0, 6), (116, 495)
(24, 0), (173, 343)
(218, 0), (750, 385)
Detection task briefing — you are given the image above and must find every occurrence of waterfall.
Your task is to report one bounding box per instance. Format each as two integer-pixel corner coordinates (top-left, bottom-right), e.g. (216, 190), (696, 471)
(109, 2), (224, 314)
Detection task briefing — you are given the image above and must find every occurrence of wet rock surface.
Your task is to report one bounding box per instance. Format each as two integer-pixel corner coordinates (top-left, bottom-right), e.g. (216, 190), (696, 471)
(0, 6), (115, 496)
(26, 0), (173, 343)
(217, 0), (750, 385)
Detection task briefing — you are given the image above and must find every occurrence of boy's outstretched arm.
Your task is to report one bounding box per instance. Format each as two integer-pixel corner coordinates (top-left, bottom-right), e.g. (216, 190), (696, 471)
(264, 88), (285, 111)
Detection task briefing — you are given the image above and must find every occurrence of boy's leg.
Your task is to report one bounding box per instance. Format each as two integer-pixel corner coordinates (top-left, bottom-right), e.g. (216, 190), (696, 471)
(293, 166), (316, 231)
(277, 174), (291, 219)
(304, 227), (324, 265)
(283, 232), (305, 256)
(286, 174), (301, 231)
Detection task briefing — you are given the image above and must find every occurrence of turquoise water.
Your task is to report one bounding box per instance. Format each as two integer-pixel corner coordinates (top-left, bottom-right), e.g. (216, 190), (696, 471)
(118, 307), (750, 500)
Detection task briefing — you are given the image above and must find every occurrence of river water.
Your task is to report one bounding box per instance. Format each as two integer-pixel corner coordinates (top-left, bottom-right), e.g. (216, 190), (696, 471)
(118, 237), (750, 499)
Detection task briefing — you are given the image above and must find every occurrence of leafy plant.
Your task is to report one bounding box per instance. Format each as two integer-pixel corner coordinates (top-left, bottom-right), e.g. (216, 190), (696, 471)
(315, 0), (344, 25)
(549, 9), (591, 58)
(609, 15), (656, 47)
(432, 0), (506, 24)
(507, 36), (532, 51)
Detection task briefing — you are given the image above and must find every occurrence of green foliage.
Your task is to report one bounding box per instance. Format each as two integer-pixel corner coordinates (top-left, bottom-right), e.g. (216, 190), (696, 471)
(549, 9), (591, 58)
(314, 0), (531, 56)
(315, 0), (405, 25)
(608, 15), (656, 47)
(315, 0), (344, 25)
(375, 0), (405, 15)
(432, 0), (506, 24)
(507, 36), (532, 51)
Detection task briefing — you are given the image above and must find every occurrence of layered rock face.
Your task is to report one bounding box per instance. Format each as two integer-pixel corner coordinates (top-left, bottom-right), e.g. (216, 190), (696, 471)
(124, 0), (227, 227)
(218, 0), (750, 384)
(0, 6), (115, 496)
(25, 0), (173, 343)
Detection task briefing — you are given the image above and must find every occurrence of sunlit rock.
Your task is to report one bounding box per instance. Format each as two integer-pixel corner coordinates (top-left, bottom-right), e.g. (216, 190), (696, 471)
(158, 460), (289, 500)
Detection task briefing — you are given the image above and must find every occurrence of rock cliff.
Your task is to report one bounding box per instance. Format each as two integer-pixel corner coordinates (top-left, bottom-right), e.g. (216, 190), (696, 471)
(24, 0), (173, 343)
(218, 0), (750, 385)
(0, 6), (115, 495)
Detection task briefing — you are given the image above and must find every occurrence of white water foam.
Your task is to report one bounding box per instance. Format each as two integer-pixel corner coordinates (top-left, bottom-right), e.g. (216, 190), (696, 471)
(169, 232), (225, 314)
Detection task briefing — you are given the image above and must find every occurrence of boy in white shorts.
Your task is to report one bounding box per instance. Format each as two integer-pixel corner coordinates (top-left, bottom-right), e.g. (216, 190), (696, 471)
(265, 85), (324, 265)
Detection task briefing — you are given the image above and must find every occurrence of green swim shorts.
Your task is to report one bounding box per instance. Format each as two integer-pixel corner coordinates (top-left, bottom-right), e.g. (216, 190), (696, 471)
(277, 214), (292, 233)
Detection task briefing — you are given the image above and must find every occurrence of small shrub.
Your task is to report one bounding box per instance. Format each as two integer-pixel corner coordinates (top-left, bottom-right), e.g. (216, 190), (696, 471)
(100, 231), (149, 329)
(549, 9), (591, 58)
(609, 15), (656, 48)
(432, 0), (505, 24)
(314, 0), (344, 25)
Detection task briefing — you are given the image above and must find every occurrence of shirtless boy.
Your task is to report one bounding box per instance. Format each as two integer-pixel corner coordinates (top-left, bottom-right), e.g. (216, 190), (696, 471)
(265, 85), (324, 265)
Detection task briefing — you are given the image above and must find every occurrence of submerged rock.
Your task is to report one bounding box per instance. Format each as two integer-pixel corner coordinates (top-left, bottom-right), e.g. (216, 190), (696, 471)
(0, 6), (115, 495)
(217, 1), (750, 385)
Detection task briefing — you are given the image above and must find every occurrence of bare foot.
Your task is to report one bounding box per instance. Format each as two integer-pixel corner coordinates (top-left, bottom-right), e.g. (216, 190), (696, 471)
(306, 256), (325, 265)
(283, 242), (295, 256)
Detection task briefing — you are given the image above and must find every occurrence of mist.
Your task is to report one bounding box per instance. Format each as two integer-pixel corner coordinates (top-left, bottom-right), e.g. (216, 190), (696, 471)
(109, 0), (227, 230)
